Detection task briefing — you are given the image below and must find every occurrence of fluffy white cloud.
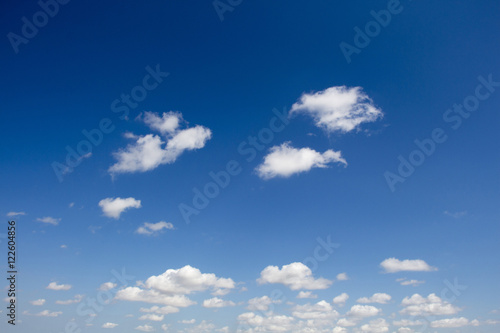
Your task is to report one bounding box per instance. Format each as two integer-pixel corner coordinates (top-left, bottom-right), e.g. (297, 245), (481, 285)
(102, 323), (119, 328)
(392, 319), (424, 326)
(99, 197), (141, 219)
(115, 287), (194, 307)
(347, 304), (381, 318)
(136, 221), (174, 235)
(36, 310), (62, 317)
(36, 216), (60, 225)
(109, 112), (211, 175)
(256, 143), (346, 179)
(336, 273), (349, 281)
(99, 282), (118, 291)
(398, 279), (425, 287)
(202, 297), (236, 308)
(139, 314), (164, 321)
(289, 86), (383, 133)
(29, 299), (46, 306)
(430, 317), (469, 328)
(380, 258), (437, 273)
(257, 262), (333, 290)
(237, 312), (295, 332)
(336, 318), (358, 327)
(179, 319), (196, 324)
(292, 300), (339, 319)
(400, 293), (461, 316)
(357, 293), (392, 304)
(136, 324), (155, 332)
(247, 296), (281, 311)
(56, 294), (84, 305)
(360, 318), (389, 333)
(297, 291), (318, 299)
(46, 282), (72, 291)
(333, 293), (349, 307)
(7, 211), (25, 217)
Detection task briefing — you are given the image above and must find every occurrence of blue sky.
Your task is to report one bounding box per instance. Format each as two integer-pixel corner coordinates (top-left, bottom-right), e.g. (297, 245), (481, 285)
(1, 0), (499, 332)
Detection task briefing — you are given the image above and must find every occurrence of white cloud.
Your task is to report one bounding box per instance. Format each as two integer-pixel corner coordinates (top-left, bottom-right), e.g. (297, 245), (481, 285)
(333, 293), (349, 306)
(136, 324), (155, 332)
(56, 294), (83, 305)
(292, 300), (339, 319)
(257, 262), (333, 290)
(102, 323), (119, 329)
(60, 244), (67, 249)
(115, 287), (194, 307)
(297, 291), (318, 299)
(392, 319), (424, 326)
(109, 112), (212, 175)
(247, 296), (281, 311)
(36, 310), (62, 317)
(36, 216), (60, 225)
(202, 297), (236, 308)
(256, 142), (346, 179)
(289, 86), (383, 134)
(29, 299), (45, 306)
(396, 328), (414, 333)
(179, 319), (196, 324)
(346, 304), (381, 318)
(136, 221), (174, 236)
(140, 305), (180, 315)
(380, 258), (437, 273)
(400, 293), (461, 316)
(430, 317), (469, 328)
(444, 210), (467, 218)
(399, 279), (425, 287)
(336, 318), (358, 327)
(6, 211), (25, 217)
(237, 312), (295, 332)
(99, 282), (118, 291)
(360, 318), (389, 333)
(46, 282), (72, 291)
(139, 314), (164, 321)
(336, 273), (349, 281)
(99, 197), (141, 219)
(357, 293), (392, 304)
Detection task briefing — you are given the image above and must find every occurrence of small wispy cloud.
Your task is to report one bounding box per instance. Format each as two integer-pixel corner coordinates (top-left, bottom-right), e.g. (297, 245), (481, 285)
(36, 217), (61, 226)
(444, 211), (467, 218)
(6, 211), (26, 217)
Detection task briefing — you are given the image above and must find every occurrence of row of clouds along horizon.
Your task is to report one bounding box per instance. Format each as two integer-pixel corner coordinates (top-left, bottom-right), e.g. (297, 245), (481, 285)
(107, 85), (383, 180)
(21, 261), (499, 332)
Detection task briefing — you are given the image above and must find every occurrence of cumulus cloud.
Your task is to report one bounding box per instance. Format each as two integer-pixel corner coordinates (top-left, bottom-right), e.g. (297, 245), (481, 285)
(430, 317), (470, 328)
(135, 324), (155, 332)
(136, 221), (174, 235)
(36, 216), (60, 225)
(333, 293), (349, 306)
(380, 258), (437, 273)
(357, 293), (392, 304)
(247, 296), (281, 311)
(99, 282), (118, 291)
(116, 266), (235, 309)
(257, 262), (333, 290)
(102, 323), (119, 328)
(336, 273), (349, 281)
(398, 278), (425, 287)
(202, 297), (236, 308)
(289, 86), (383, 134)
(139, 314), (164, 321)
(140, 305), (180, 315)
(292, 300), (339, 319)
(7, 211), (25, 217)
(256, 143), (346, 179)
(347, 304), (381, 318)
(237, 312), (295, 332)
(55, 294), (84, 305)
(109, 111), (211, 175)
(179, 319), (196, 324)
(297, 291), (318, 299)
(400, 293), (461, 316)
(360, 318), (389, 333)
(46, 282), (72, 291)
(99, 197), (142, 219)
(36, 310), (62, 317)
(29, 299), (45, 306)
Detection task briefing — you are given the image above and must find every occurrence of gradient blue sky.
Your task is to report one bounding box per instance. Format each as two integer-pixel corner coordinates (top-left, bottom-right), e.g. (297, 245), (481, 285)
(1, 1), (499, 332)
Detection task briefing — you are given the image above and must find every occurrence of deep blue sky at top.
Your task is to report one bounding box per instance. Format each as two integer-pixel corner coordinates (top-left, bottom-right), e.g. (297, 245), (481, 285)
(0, 0), (499, 331)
